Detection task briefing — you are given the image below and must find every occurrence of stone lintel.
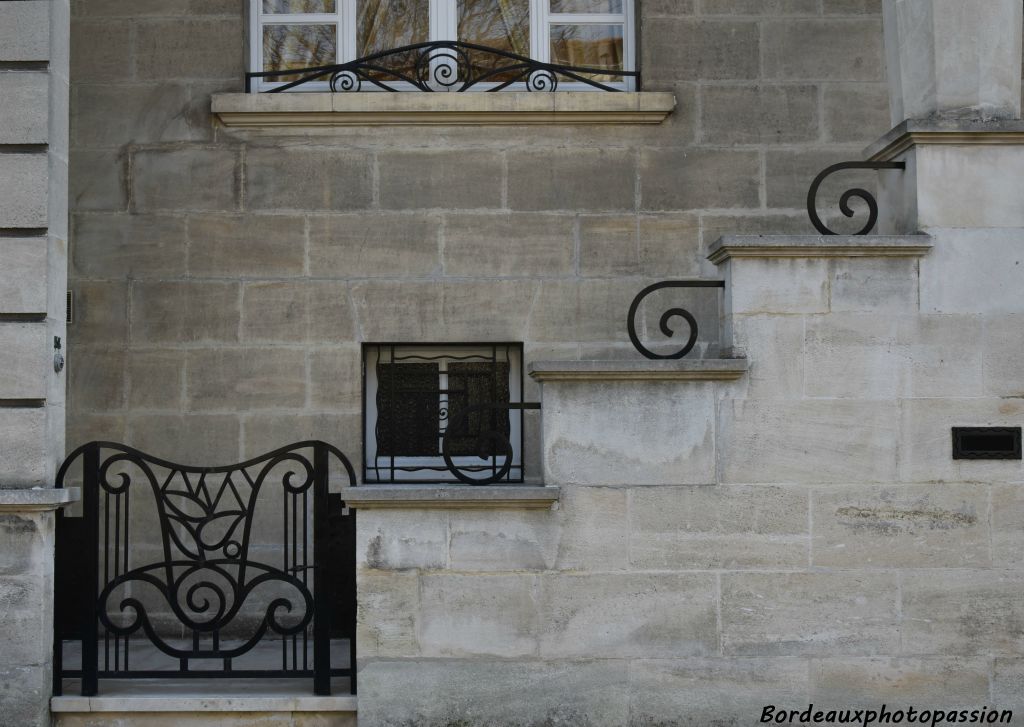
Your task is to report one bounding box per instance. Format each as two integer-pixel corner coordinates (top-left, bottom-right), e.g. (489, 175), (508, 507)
(707, 235), (933, 265)
(341, 485), (560, 510)
(865, 119), (1024, 162)
(212, 92), (676, 127)
(0, 486), (79, 512)
(529, 359), (748, 383)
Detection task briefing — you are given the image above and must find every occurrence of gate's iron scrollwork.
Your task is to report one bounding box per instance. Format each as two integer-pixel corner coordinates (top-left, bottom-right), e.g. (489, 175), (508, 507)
(246, 40), (637, 93)
(53, 441), (357, 697)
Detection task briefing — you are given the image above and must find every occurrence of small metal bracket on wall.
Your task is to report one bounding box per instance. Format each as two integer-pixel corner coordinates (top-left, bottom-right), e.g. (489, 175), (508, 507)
(806, 161), (906, 235)
(627, 280), (726, 360)
(53, 336), (64, 374)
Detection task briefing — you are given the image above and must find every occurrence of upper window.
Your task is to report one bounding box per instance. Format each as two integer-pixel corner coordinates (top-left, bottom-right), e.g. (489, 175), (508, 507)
(250, 0), (635, 91)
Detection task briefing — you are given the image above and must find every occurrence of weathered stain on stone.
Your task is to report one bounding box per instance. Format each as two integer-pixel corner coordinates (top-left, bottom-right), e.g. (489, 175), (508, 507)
(365, 533), (385, 570)
(836, 505), (977, 535)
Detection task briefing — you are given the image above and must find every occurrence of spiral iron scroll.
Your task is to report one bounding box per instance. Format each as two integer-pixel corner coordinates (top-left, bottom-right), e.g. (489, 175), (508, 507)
(441, 402), (541, 485)
(245, 40), (637, 93)
(628, 281), (724, 360)
(806, 161), (906, 235)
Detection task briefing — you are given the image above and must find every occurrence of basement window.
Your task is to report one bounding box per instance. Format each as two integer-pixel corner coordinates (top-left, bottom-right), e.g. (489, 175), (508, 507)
(362, 343), (525, 483)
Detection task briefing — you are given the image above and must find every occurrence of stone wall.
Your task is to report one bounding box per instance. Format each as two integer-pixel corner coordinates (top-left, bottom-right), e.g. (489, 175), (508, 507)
(67, 0), (891, 468)
(354, 232), (1024, 726)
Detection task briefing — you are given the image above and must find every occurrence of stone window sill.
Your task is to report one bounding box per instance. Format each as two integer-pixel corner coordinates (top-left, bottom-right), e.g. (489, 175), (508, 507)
(340, 485), (560, 509)
(211, 92), (676, 128)
(0, 487), (79, 512)
(52, 693), (356, 714)
(528, 359), (749, 382)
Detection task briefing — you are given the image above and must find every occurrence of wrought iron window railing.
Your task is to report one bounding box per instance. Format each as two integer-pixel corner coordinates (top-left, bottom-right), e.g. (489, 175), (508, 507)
(245, 40), (638, 93)
(363, 343), (539, 485)
(53, 441), (357, 697)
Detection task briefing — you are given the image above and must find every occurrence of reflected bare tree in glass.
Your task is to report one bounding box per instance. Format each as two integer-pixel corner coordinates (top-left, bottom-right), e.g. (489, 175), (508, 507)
(263, 24), (338, 81)
(358, 0), (430, 78)
(550, 23), (622, 81)
(458, 0), (529, 82)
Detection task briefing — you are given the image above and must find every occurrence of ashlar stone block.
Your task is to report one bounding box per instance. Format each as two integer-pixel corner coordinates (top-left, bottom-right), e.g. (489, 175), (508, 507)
(640, 148), (760, 211)
(0, 72), (49, 144)
(357, 510), (447, 571)
(630, 658), (811, 727)
(719, 399), (900, 484)
(0, 238), (47, 314)
(542, 380), (716, 485)
(130, 281), (239, 344)
(420, 574), (540, 657)
(763, 18), (885, 81)
(132, 148), (238, 212)
(449, 510), (559, 571)
(0, 1), (50, 61)
(901, 570), (1024, 656)
(186, 348), (306, 410)
(357, 569), (420, 658)
(378, 150), (502, 211)
(701, 84), (819, 145)
(444, 212), (575, 277)
(309, 213), (440, 278)
(357, 660), (628, 727)
(241, 281), (354, 343)
(554, 485), (629, 571)
(629, 485), (809, 569)
(72, 214), (185, 279)
(721, 572), (900, 656)
(811, 484), (990, 568)
(810, 657), (991, 708)
(642, 19), (760, 82)
(539, 573), (718, 658)
(507, 149), (636, 212)
(245, 148), (371, 212)
(0, 154), (48, 228)
(0, 323), (47, 400)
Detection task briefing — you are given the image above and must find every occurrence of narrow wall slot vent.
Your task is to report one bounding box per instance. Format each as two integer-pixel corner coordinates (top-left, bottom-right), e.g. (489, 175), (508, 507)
(952, 427), (1022, 460)
(66, 290), (73, 324)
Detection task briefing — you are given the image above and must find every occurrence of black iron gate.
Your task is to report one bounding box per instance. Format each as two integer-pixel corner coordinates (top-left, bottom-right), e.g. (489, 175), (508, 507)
(53, 441), (357, 696)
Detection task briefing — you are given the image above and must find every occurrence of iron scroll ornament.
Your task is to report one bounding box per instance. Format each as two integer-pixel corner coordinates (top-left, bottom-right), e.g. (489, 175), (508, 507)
(245, 40), (638, 93)
(806, 161), (906, 235)
(54, 440), (357, 696)
(441, 402), (541, 485)
(627, 280), (725, 360)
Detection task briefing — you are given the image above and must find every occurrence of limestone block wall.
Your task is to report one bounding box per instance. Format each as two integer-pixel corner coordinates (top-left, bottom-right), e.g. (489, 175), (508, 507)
(66, 0), (893, 466)
(354, 234), (1024, 726)
(0, 2), (70, 725)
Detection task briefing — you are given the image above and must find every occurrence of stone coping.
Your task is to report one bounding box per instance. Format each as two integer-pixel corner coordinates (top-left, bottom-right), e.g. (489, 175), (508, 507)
(865, 118), (1024, 161)
(340, 484), (560, 509)
(529, 359), (748, 382)
(707, 235), (933, 264)
(212, 91), (676, 127)
(52, 694), (356, 713)
(0, 486), (79, 512)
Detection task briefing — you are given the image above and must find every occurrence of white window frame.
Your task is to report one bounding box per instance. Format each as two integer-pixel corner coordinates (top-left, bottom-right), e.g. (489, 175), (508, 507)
(362, 344), (524, 484)
(249, 0), (635, 92)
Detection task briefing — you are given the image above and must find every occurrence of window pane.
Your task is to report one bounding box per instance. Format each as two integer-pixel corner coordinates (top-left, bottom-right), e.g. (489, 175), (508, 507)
(458, 0), (530, 83)
(376, 363), (440, 457)
(447, 362), (510, 457)
(357, 0), (430, 79)
(550, 0), (623, 12)
(263, 24), (337, 81)
(263, 0), (336, 13)
(550, 23), (623, 78)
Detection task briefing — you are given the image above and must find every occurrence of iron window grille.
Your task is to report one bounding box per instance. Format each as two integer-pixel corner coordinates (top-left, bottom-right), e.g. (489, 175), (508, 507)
(362, 343), (527, 484)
